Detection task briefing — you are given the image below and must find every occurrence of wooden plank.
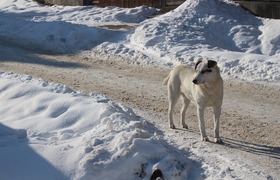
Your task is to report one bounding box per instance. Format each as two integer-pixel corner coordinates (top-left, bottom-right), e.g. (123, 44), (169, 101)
(95, 0), (166, 8)
(235, 1), (280, 18)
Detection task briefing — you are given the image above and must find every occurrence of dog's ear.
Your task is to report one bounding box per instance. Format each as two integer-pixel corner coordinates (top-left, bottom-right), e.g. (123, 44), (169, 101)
(195, 60), (202, 70)
(207, 60), (217, 68)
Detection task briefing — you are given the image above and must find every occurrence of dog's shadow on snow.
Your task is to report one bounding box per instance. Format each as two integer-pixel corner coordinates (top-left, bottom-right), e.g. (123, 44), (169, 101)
(223, 137), (280, 160)
(178, 128), (280, 160)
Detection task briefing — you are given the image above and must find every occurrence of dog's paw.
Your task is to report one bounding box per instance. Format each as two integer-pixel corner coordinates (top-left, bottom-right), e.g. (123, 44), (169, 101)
(201, 136), (209, 142)
(214, 138), (223, 144)
(182, 124), (188, 129)
(170, 124), (176, 129)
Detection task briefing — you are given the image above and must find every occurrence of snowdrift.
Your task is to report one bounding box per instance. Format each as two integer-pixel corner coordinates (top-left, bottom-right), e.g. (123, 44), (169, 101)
(0, 72), (190, 179)
(129, 0), (280, 81)
(0, 0), (158, 53)
(99, 0), (280, 82)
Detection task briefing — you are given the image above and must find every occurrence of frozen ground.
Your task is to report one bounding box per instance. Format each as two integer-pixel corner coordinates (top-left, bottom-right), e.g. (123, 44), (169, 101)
(1, 0), (280, 83)
(0, 0), (280, 179)
(1, 50), (279, 179)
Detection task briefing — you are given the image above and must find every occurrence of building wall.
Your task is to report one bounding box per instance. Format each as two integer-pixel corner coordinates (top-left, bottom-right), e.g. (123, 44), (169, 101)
(43, 0), (85, 6)
(38, 0), (280, 19)
(166, 0), (185, 6)
(235, 0), (280, 19)
(94, 0), (166, 8)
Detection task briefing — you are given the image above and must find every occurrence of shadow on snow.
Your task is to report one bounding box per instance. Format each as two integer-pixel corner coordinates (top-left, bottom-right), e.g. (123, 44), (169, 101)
(0, 123), (68, 179)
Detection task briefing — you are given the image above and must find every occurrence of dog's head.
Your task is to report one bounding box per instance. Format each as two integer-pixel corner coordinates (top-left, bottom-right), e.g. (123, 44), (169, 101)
(192, 59), (219, 85)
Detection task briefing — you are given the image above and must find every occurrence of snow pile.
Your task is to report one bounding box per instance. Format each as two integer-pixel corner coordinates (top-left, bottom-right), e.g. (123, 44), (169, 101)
(0, 72), (190, 179)
(0, 0), (158, 53)
(30, 5), (158, 25)
(130, 0), (263, 56)
(96, 0), (280, 82)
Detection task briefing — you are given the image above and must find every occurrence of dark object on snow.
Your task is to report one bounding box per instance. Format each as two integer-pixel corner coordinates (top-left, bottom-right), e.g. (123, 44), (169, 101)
(150, 169), (163, 180)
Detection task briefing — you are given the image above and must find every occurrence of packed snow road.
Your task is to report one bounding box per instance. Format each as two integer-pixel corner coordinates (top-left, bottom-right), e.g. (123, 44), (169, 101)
(1, 41), (280, 179)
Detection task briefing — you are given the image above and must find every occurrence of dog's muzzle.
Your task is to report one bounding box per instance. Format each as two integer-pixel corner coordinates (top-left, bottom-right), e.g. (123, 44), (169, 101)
(192, 79), (205, 85)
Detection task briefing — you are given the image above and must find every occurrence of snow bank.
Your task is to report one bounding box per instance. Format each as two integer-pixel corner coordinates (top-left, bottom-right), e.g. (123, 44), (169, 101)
(96, 0), (280, 83)
(0, 72), (190, 179)
(0, 0), (158, 53)
(130, 0), (261, 57)
(130, 0), (280, 81)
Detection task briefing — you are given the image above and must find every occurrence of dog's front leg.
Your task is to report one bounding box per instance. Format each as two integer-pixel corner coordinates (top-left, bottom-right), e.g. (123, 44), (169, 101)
(181, 97), (190, 129)
(197, 106), (208, 141)
(213, 106), (223, 144)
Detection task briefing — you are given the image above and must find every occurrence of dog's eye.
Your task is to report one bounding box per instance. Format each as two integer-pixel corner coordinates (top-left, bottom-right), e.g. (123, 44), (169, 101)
(201, 69), (212, 74)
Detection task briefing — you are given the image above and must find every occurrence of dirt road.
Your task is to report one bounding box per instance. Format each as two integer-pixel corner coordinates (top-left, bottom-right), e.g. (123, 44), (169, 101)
(1, 42), (280, 178)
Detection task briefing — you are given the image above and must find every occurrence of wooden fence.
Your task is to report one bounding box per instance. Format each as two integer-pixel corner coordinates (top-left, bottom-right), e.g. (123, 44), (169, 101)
(234, 0), (280, 18)
(93, 0), (280, 18)
(41, 0), (280, 19)
(93, 0), (162, 8)
(92, 0), (183, 8)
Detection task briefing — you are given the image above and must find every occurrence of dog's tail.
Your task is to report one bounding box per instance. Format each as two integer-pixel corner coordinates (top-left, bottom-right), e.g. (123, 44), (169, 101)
(163, 74), (170, 85)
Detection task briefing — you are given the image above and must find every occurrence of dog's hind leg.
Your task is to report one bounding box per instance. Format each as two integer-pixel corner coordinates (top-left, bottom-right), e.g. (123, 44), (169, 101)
(181, 95), (190, 129)
(167, 82), (180, 129)
(213, 106), (223, 144)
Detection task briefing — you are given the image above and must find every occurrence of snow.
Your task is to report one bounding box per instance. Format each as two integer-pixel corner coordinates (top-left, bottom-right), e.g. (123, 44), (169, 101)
(0, 0), (280, 179)
(99, 0), (280, 82)
(0, 0), (158, 53)
(0, 72), (190, 179)
(1, 0), (280, 83)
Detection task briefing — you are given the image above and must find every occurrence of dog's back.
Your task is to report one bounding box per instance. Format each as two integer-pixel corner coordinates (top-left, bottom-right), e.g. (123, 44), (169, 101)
(163, 65), (194, 86)
(164, 65), (199, 104)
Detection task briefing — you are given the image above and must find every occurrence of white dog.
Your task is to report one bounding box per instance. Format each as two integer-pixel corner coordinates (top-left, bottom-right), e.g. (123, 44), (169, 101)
(163, 59), (223, 143)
